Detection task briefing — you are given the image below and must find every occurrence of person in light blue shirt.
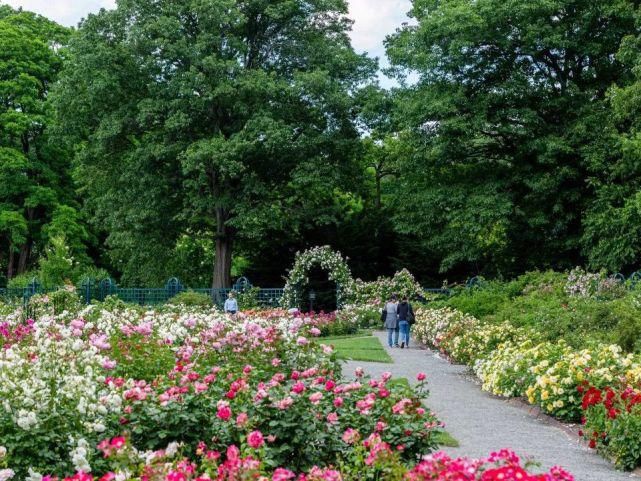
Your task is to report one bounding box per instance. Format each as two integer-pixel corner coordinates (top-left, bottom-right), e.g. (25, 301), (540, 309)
(224, 291), (238, 315)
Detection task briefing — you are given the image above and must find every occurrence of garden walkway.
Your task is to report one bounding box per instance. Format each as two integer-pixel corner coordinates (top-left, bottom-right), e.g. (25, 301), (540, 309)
(343, 332), (636, 481)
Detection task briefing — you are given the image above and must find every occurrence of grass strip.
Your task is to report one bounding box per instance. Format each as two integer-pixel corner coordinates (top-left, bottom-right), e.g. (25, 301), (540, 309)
(321, 335), (392, 363)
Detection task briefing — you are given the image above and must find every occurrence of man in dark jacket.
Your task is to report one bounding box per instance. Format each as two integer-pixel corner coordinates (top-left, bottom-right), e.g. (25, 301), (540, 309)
(397, 296), (414, 349)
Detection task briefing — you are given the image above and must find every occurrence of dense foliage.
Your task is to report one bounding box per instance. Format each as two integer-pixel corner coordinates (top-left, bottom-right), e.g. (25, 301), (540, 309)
(417, 270), (641, 470)
(385, 0), (641, 277)
(0, 6), (96, 286)
(3, 0), (641, 287)
(429, 270), (641, 350)
(52, 0), (375, 287)
(5, 443), (575, 481)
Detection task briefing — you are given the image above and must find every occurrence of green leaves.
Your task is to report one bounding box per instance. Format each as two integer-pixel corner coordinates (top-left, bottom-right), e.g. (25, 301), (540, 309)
(0, 6), (79, 282)
(385, 0), (639, 276)
(55, 0), (373, 286)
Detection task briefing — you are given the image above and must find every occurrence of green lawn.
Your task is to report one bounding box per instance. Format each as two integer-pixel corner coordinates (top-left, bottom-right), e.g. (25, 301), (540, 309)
(433, 430), (460, 448)
(320, 334), (392, 363)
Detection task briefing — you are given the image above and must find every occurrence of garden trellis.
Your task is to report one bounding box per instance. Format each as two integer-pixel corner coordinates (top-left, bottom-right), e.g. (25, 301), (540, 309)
(280, 246), (355, 309)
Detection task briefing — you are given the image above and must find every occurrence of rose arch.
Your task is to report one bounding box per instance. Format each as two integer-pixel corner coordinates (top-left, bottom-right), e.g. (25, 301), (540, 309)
(281, 246), (354, 309)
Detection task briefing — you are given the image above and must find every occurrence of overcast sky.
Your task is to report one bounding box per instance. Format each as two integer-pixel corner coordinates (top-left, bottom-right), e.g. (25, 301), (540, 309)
(2, 0), (412, 86)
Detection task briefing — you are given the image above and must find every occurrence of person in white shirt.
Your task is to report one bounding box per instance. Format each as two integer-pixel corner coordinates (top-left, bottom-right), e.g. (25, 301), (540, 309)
(224, 291), (238, 316)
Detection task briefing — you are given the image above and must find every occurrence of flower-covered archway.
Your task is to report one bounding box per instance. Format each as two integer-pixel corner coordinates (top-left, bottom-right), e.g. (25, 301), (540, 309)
(281, 246), (354, 309)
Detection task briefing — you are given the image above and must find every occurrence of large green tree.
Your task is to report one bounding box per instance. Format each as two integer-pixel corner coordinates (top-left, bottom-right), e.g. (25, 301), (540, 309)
(582, 28), (641, 272)
(386, 0), (638, 276)
(55, 0), (375, 287)
(0, 6), (78, 281)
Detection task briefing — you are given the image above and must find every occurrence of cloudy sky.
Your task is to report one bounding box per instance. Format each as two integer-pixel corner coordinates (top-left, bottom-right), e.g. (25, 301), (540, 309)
(2, 0), (412, 85)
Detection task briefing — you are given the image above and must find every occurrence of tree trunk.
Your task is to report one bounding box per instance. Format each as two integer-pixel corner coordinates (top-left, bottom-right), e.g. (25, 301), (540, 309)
(7, 248), (14, 280)
(212, 208), (233, 289)
(17, 242), (30, 274)
(375, 174), (382, 210)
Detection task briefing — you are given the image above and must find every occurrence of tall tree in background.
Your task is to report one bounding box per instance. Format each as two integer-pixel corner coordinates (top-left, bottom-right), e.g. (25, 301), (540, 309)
(386, 0), (638, 276)
(55, 0), (375, 287)
(582, 25), (641, 272)
(0, 6), (78, 281)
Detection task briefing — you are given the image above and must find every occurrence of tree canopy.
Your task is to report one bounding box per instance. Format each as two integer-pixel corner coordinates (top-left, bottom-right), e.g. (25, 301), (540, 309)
(55, 0), (376, 287)
(0, 5), (84, 284)
(385, 0), (640, 277)
(3, 0), (641, 287)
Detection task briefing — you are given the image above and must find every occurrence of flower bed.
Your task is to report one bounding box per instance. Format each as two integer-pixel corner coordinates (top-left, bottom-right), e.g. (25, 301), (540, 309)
(0, 438), (574, 481)
(0, 303), (441, 478)
(414, 307), (641, 469)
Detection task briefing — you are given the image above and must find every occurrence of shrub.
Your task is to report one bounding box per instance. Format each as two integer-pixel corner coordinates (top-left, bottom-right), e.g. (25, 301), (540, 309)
(25, 286), (83, 318)
(336, 303), (381, 329)
(42, 440), (575, 481)
(92, 295), (139, 313)
(0, 305), (441, 478)
(581, 384), (641, 470)
(170, 290), (213, 307)
(6, 272), (37, 289)
(237, 286), (263, 310)
(39, 235), (77, 287)
(437, 285), (509, 319)
(350, 269), (423, 304)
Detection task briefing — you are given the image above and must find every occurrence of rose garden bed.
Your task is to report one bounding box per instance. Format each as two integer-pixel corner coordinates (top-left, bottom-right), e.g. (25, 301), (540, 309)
(0, 296), (575, 481)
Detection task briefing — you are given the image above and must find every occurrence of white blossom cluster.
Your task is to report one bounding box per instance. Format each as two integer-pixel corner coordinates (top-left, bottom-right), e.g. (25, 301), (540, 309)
(0, 301), (335, 477)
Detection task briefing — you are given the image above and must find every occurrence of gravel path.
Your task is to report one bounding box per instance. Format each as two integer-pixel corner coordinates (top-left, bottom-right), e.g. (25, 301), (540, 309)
(342, 331), (637, 481)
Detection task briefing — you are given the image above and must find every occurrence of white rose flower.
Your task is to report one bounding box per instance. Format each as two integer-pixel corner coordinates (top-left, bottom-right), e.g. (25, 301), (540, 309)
(25, 469), (42, 481)
(165, 441), (180, 457)
(0, 469), (15, 481)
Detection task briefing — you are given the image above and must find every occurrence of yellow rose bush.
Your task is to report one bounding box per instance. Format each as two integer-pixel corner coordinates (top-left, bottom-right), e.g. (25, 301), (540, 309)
(526, 344), (637, 421)
(414, 308), (534, 366)
(474, 340), (563, 398)
(415, 308), (641, 422)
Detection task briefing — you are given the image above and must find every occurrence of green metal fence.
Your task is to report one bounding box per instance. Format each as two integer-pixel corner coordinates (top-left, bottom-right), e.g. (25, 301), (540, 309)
(0, 277), (284, 310)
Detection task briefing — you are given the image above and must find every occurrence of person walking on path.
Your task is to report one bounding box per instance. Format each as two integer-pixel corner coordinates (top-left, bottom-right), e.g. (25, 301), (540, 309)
(383, 294), (399, 347)
(397, 295), (414, 348)
(224, 291), (239, 318)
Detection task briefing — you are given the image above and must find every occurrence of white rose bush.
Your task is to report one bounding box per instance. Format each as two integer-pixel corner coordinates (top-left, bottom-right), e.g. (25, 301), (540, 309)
(0, 301), (448, 480)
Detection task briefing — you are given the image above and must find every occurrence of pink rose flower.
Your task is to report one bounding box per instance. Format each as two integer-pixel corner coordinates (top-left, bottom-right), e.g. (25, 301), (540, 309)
(272, 468), (296, 481)
(236, 412), (248, 427)
(291, 382), (306, 394)
(342, 428), (360, 444)
(309, 392), (323, 404)
(247, 430), (264, 449)
(216, 404), (232, 421)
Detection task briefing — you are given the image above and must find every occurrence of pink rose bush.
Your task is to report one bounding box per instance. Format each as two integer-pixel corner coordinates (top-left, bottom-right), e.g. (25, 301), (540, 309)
(42, 437), (572, 481)
(0, 303), (439, 478)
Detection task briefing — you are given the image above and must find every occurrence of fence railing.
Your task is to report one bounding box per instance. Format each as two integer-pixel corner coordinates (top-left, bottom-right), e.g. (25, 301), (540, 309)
(0, 277), (284, 309)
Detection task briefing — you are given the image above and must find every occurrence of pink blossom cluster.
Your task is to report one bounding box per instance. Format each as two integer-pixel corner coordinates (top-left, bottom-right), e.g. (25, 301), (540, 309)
(0, 319), (34, 347)
(51, 439), (574, 481)
(406, 449), (574, 481)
